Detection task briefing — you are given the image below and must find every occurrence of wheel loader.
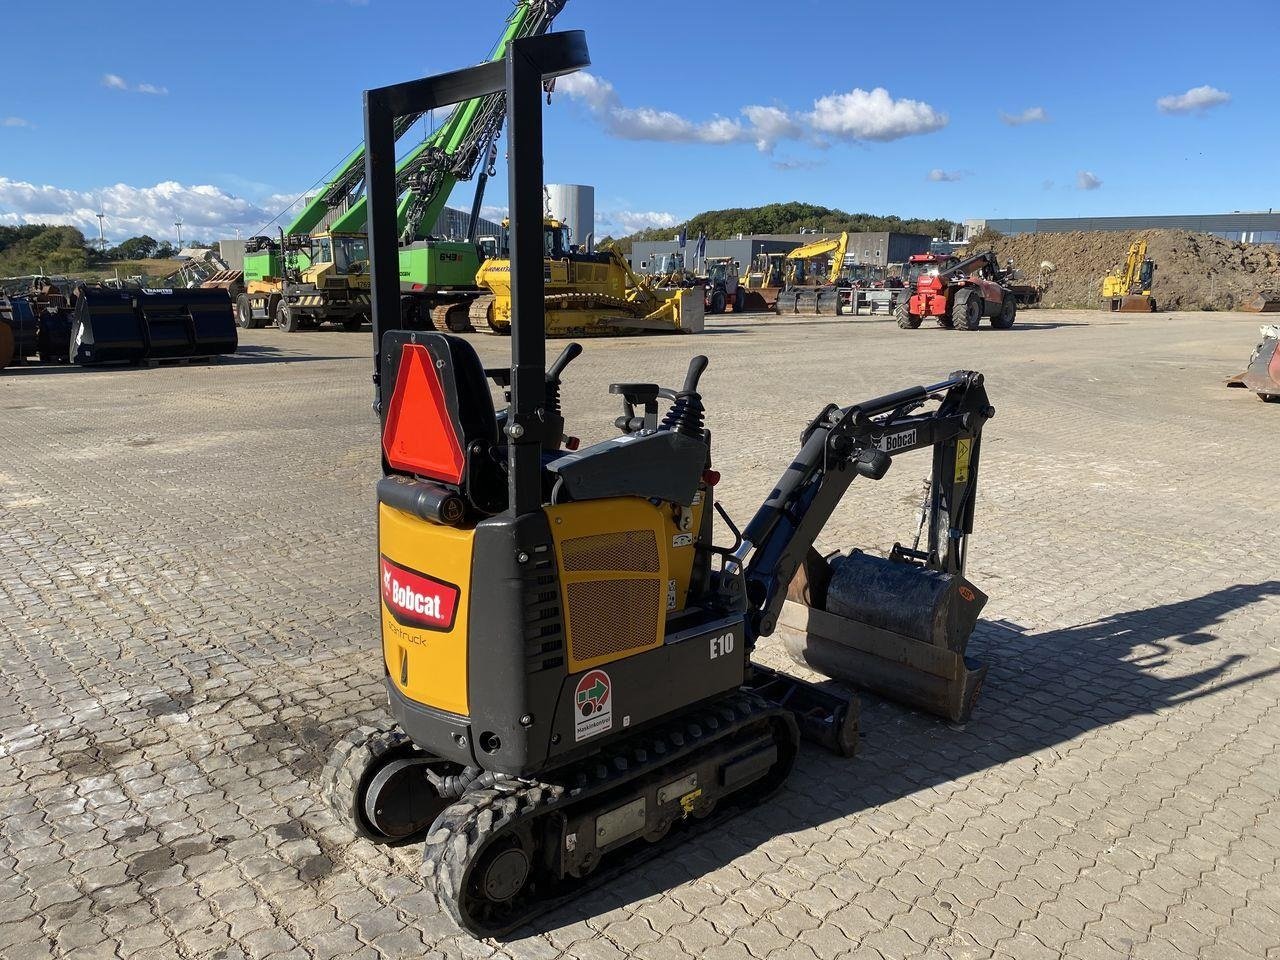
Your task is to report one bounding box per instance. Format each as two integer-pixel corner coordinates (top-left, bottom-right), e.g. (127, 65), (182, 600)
(323, 32), (997, 937)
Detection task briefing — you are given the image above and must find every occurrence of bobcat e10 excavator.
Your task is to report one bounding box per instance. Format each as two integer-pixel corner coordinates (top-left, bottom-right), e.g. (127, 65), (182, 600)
(321, 32), (997, 937)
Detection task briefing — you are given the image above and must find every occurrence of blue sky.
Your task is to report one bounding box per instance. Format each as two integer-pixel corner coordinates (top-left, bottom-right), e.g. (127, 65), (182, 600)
(0, 0), (1274, 242)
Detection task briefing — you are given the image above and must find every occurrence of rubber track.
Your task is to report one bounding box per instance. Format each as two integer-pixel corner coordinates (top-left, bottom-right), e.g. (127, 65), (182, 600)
(421, 691), (796, 937)
(320, 722), (414, 844)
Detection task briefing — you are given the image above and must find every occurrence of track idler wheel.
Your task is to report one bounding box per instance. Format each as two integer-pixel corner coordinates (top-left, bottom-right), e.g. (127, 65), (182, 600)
(321, 724), (451, 845)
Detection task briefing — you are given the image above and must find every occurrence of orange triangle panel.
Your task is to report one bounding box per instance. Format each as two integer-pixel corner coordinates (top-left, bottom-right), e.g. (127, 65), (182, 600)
(382, 343), (465, 484)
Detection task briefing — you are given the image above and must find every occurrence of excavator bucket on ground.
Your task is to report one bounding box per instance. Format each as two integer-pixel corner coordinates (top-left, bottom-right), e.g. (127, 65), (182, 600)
(741, 288), (779, 312)
(71, 286), (238, 365)
(783, 549), (988, 723)
(1, 294), (72, 368)
(1239, 291), (1280, 313)
(1227, 325), (1280, 401)
(776, 286), (841, 316)
(1107, 294), (1157, 312)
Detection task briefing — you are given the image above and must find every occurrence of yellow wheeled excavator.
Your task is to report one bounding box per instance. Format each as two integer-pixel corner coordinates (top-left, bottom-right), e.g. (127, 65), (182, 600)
(322, 32), (998, 938)
(470, 219), (703, 336)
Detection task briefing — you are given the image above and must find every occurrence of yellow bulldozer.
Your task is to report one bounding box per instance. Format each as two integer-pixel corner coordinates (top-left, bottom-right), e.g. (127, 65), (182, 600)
(1101, 239), (1157, 312)
(470, 218), (703, 336)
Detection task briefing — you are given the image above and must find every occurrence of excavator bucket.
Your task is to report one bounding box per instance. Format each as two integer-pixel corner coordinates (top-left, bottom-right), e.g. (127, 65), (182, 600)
(1227, 325), (1280, 401)
(1239, 291), (1280, 313)
(71, 286), (238, 365)
(1108, 294), (1157, 313)
(780, 549), (989, 724)
(200, 269), (245, 294)
(741, 288), (779, 312)
(776, 287), (841, 316)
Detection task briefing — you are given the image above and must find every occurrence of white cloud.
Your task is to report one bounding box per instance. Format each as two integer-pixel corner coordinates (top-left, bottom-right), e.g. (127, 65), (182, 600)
(102, 73), (168, 95)
(607, 106), (746, 145)
(479, 204), (508, 222)
(597, 210), (679, 236)
(741, 105), (804, 151)
(928, 169), (964, 182)
(3, 117), (31, 128)
(1000, 106), (1048, 126)
(1156, 85), (1230, 115)
(0, 177), (296, 240)
(555, 72), (619, 113)
(1076, 170), (1103, 190)
(806, 88), (947, 142)
(557, 72), (944, 152)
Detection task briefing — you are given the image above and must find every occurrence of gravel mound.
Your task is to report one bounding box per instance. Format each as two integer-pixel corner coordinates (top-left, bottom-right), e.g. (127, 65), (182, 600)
(976, 229), (1280, 310)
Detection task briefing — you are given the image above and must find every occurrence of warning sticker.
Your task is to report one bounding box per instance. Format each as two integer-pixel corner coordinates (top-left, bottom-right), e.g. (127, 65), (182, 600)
(574, 669), (613, 742)
(955, 438), (972, 483)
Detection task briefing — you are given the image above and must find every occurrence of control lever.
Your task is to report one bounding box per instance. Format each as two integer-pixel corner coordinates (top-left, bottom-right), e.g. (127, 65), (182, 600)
(681, 355), (709, 393)
(610, 383), (661, 434)
(545, 342), (583, 450)
(662, 355), (710, 439)
(547, 343), (582, 384)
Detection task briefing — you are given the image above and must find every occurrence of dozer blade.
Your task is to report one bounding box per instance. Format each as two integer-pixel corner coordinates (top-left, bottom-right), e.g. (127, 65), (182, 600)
(1226, 325), (1280, 401)
(779, 549), (988, 724)
(72, 286), (237, 365)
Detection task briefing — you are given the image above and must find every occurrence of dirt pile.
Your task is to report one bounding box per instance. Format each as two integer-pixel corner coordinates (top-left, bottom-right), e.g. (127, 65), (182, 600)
(976, 229), (1280, 310)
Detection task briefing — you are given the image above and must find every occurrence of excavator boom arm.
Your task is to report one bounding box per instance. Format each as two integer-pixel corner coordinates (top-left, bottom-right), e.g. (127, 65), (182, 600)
(287, 1), (565, 239)
(736, 372), (993, 641)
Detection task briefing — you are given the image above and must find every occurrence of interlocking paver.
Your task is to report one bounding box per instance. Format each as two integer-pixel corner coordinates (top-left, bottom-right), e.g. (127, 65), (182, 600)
(2, 310), (1278, 960)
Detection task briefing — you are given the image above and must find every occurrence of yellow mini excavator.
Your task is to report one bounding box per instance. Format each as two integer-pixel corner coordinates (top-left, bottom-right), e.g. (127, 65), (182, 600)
(323, 32), (998, 938)
(1101, 239), (1157, 312)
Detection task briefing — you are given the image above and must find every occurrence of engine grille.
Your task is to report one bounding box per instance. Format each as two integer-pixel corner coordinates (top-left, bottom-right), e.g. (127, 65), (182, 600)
(566, 578), (661, 665)
(561, 530), (659, 573)
(560, 528), (663, 670)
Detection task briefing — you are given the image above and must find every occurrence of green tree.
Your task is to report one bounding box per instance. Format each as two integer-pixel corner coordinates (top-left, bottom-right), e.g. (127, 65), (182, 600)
(112, 235), (159, 260)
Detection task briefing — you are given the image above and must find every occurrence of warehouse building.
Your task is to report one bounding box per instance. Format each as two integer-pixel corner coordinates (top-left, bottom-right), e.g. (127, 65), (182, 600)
(966, 212), (1280, 244)
(629, 237), (794, 274)
(630, 231), (931, 274)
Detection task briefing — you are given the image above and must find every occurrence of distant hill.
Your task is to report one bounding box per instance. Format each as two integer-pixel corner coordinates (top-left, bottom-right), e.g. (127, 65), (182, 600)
(611, 202), (956, 251)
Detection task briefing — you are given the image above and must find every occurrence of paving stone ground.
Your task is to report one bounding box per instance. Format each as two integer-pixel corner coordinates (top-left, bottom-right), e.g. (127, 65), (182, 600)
(2, 308), (1278, 960)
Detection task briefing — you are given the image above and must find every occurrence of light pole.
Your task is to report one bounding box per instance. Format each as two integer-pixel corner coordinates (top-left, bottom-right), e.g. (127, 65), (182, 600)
(174, 218), (184, 249)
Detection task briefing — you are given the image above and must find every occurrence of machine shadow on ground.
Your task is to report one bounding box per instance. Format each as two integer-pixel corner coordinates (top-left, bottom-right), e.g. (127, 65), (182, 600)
(509, 580), (1280, 936)
(225, 345), (356, 364)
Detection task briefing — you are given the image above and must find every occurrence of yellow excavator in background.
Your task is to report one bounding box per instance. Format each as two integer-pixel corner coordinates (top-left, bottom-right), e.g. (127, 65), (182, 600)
(785, 232), (849, 286)
(1101, 239), (1157, 312)
(776, 232), (849, 315)
(471, 219), (703, 336)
